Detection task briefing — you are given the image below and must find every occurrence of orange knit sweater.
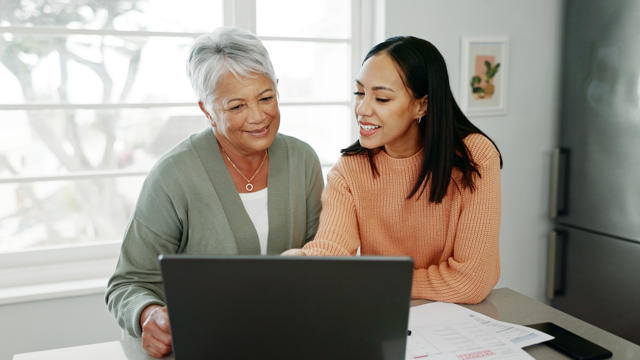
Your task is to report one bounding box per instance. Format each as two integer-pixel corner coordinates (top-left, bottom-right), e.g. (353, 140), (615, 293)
(300, 133), (501, 304)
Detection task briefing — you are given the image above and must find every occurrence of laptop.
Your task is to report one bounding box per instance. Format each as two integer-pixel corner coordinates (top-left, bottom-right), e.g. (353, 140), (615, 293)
(159, 255), (413, 360)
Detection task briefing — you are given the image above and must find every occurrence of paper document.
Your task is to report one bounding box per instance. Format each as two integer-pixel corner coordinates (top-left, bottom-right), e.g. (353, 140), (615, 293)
(465, 310), (553, 348)
(405, 302), (553, 360)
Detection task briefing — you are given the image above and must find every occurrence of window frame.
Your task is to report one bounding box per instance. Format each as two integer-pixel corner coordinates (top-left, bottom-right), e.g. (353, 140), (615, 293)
(0, 0), (381, 302)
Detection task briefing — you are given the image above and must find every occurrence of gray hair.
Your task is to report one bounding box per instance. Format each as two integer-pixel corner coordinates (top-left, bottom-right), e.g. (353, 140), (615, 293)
(186, 27), (277, 113)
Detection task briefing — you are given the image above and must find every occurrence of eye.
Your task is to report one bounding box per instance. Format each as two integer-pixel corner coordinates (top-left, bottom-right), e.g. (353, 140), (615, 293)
(259, 96), (274, 102)
(353, 91), (364, 96)
(228, 104), (244, 111)
(376, 98), (390, 103)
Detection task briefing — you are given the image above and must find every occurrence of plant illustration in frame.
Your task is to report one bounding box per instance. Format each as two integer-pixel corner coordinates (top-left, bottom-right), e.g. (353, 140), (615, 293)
(461, 37), (508, 116)
(470, 58), (500, 99)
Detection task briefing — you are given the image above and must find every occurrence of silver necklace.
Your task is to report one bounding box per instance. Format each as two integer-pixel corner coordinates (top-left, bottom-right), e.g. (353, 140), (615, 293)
(221, 147), (267, 192)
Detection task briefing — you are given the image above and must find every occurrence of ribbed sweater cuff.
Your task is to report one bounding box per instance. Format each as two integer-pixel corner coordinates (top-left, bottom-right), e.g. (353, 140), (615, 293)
(127, 295), (166, 338)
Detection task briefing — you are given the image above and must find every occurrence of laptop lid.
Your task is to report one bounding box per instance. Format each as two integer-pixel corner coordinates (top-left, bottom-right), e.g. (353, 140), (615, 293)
(159, 255), (413, 360)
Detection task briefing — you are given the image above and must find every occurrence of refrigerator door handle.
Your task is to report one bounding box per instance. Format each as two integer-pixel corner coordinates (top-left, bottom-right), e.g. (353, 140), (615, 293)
(547, 230), (557, 300)
(547, 230), (568, 300)
(550, 148), (570, 218)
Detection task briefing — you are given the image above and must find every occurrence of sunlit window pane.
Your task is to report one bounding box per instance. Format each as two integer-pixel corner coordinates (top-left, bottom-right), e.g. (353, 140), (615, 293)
(0, 176), (144, 252)
(265, 41), (351, 102)
(0, 35), (195, 104)
(0, 0), (223, 33)
(0, 108), (206, 177)
(257, 0), (350, 39)
(0, 0), (355, 254)
(278, 105), (353, 165)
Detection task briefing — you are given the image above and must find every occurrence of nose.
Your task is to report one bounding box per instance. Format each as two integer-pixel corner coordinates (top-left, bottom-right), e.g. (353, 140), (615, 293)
(247, 102), (266, 124)
(355, 95), (373, 117)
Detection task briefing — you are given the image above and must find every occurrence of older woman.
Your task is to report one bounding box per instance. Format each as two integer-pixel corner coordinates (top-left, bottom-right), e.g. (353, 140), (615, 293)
(106, 27), (324, 358)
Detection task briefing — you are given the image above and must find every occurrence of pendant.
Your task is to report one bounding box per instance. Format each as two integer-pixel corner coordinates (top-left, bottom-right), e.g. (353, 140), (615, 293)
(245, 183), (254, 192)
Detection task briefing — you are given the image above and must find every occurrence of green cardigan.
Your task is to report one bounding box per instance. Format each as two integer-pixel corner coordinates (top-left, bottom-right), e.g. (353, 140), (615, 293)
(105, 129), (324, 337)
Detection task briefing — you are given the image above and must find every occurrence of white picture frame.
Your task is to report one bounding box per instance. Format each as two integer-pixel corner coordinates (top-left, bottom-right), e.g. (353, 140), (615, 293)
(460, 36), (508, 117)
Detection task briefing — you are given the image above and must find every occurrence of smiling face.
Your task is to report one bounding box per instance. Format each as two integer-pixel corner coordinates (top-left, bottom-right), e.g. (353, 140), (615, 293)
(354, 52), (427, 158)
(200, 71), (280, 156)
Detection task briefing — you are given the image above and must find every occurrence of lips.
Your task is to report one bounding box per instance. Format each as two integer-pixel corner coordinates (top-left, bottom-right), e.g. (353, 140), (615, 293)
(359, 121), (380, 137)
(245, 124), (270, 137)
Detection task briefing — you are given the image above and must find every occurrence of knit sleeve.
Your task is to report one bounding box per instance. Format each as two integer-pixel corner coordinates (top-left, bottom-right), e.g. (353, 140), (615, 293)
(105, 162), (183, 337)
(299, 160), (360, 256)
(411, 151), (501, 303)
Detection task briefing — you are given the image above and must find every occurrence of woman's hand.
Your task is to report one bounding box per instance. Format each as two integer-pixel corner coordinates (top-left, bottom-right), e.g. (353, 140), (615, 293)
(281, 248), (306, 256)
(140, 305), (172, 358)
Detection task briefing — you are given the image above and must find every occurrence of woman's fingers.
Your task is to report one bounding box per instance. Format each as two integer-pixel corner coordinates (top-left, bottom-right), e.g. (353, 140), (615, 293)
(142, 326), (172, 357)
(142, 332), (172, 358)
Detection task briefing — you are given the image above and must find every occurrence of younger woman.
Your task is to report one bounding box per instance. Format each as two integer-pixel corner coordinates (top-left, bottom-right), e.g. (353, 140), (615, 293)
(285, 36), (502, 304)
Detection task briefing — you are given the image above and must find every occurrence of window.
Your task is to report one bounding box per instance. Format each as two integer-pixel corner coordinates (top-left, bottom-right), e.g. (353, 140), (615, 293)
(0, 0), (373, 294)
(256, 0), (353, 166)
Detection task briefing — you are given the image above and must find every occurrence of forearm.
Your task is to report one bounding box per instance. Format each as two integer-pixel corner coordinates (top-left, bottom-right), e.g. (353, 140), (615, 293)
(106, 282), (166, 337)
(411, 151), (501, 303)
(411, 252), (500, 303)
(106, 163), (183, 336)
(105, 220), (174, 337)
(300, 238), (355, 256)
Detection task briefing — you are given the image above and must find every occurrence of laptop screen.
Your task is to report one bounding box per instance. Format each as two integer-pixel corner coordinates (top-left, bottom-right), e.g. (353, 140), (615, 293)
(160, 255), (413, 360)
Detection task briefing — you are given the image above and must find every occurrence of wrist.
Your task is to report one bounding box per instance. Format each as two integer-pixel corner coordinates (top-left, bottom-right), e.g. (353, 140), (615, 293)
(140, 304), (162, 329)
(281, 248), (306, 256)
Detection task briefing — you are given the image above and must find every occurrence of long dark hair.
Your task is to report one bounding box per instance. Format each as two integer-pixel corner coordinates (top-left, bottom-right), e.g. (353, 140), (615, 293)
(342, 36), (503, 203)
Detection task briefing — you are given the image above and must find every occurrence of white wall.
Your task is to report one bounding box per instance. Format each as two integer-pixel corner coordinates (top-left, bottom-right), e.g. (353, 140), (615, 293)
(385, 0), (564, 301)
(0, 293), (120, 360)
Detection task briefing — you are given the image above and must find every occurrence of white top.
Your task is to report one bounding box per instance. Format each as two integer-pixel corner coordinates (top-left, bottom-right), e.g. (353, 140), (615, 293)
(238, 187), (269, 255)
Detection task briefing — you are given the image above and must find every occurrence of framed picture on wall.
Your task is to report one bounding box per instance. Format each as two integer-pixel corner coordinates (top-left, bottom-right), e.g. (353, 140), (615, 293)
(460, 37), (508, 117)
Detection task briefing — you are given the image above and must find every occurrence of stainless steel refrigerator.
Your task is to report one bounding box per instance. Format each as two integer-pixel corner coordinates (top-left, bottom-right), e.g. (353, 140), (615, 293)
(549, 0), (640, 345)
